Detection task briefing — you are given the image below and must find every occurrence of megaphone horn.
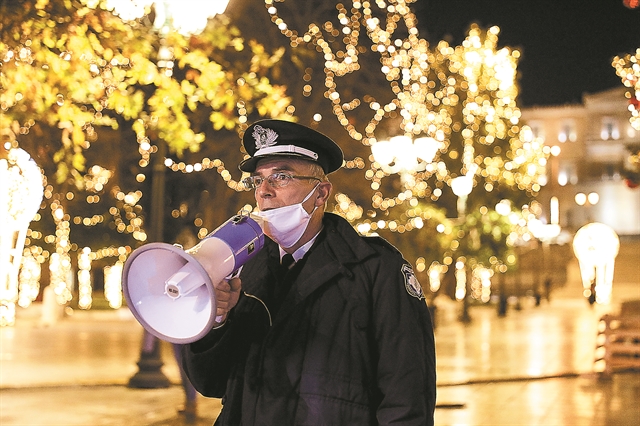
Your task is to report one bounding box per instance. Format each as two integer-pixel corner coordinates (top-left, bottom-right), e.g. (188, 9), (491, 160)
(122, 213), (264, 344)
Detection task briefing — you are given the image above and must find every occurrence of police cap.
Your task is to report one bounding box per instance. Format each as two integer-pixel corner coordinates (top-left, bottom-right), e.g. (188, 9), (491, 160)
(239, 119), (344, 174)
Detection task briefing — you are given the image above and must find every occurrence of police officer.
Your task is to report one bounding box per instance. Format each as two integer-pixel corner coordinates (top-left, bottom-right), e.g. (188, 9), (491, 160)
(183, 119), (436, 425)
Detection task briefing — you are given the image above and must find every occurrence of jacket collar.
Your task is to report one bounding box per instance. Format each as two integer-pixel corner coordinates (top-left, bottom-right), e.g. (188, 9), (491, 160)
(241, 213), (376, 318)
(240, 213), (376, 323)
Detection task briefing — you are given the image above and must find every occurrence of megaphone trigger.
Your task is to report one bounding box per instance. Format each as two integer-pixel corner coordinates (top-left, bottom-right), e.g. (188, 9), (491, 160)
(226, 266), (243, 281)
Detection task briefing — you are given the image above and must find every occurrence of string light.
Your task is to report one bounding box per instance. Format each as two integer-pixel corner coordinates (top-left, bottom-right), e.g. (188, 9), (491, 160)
(2, 0), (553, 314)
(17, 250), (41, 309)
(77, 248), (93, 309)
(264, 1), (547, 299)
(103, 261), (124, 309)
(613, 48), (640, 131)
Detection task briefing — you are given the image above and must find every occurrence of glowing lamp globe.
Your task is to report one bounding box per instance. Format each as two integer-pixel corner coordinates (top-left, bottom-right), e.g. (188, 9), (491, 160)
(572, 223), (619, 304)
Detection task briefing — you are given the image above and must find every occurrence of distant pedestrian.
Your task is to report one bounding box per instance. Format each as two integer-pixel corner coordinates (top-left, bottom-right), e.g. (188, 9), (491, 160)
(544, 277), (552, 302)
(172, 343), (198, 423)
(173, 227), (201, 423)
(588, 279), (597, 305)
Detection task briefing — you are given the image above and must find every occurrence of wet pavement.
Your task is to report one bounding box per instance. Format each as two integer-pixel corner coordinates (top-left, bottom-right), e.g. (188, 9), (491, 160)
(1, 240), (639, 425)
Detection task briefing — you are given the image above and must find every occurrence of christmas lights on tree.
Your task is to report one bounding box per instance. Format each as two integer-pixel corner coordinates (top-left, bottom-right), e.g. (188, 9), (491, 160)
(263, 0), (548, 301)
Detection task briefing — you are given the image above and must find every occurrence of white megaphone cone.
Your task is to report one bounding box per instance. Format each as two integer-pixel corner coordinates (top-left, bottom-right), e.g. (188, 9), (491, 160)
(122, 213), (264, 344)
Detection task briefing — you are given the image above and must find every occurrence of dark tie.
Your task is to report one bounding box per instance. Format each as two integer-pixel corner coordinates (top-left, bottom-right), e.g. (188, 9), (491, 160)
(281, 253), (295, 271)
(271, 253), (296, 316)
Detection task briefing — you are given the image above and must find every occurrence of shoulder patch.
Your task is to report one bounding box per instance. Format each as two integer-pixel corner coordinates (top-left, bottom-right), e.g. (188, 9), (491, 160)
(402, 264), (424, 300)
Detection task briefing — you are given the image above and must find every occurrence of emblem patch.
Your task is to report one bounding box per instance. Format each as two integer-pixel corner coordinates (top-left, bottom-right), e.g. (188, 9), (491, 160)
(402, 264), (424, 300)
(252, 125), (279, 150)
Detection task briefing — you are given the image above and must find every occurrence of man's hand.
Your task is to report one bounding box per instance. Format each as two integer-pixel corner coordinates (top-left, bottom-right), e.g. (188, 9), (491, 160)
(213, 277), (242, 325)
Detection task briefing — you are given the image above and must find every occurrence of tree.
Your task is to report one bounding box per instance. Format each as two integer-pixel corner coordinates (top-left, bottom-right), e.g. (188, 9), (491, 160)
(0, 0), (290, 308)
(227, 0), (547, 302)
(613, 48), (640, 188)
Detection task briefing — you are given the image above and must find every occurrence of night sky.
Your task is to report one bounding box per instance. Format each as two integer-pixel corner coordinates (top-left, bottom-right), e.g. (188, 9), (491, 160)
(413, 0), (640, 107)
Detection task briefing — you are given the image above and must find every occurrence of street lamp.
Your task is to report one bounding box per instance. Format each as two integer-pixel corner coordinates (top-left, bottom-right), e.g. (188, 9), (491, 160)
(108, 0), (231, 389)
(574, 191), (599, 225)
(450, 173), (474, 322)
(107, 0), (230, 36)
(370, 135), (442, 184)
(451, 174), (473, 218)
(573, 222), (619, 305)
(0, 147), (43, 326)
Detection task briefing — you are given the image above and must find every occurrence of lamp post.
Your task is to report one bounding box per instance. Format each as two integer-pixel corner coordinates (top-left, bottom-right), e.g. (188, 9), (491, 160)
(451, 174), (473, 218)
(451, 174), (473, 323)
(109, 0), (230, 389)
(572, 222), (619, 305)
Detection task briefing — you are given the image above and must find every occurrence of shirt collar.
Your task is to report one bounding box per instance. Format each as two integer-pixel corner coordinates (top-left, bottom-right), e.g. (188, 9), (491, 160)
(278, 227), (323, 263)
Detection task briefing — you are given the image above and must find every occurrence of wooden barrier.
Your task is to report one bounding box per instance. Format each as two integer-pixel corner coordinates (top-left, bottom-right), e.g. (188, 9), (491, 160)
(595, 304), (640, 376)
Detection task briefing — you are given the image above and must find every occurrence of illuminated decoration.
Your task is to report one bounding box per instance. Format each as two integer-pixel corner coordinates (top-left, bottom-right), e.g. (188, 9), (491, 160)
(426, 262), (446, 293)
(104, 261), (124, 309)
(77, 248), (92, 309)
(622, 145), (640, 188)
(107, 0), (257, 194)
(471, 266), (493, 303)
(17, 250), (41, 309)
(48, 203), (74, 305)
(454, 258), (467, 301)
(613, 48), (640, 131)
(77, 246), (131, 310)
(371, 136), (441, 174)
(572, 223), (620, 305)
(0, 147), (43, 326)
(623, 0), (640, 9)
(332, 193), (364, 222)
(106, 0), (231, 35)
(371, 136), (442, 186)
(264, 0), (547, 286)
(265, 1), (546, 194)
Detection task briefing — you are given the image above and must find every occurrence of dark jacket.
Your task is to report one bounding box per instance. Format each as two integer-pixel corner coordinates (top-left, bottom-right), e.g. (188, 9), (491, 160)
(183, 213), (436, 425)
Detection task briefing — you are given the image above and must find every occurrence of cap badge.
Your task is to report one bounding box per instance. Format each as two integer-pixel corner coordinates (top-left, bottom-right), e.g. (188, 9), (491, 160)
(252, 125), (279, 150)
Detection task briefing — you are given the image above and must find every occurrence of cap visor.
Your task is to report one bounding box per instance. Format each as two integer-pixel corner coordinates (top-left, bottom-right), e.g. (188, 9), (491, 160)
(238, 153), (313, 173)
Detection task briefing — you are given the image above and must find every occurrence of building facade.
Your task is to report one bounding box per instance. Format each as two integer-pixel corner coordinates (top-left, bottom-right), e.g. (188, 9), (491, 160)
(521, 86), (640, 236)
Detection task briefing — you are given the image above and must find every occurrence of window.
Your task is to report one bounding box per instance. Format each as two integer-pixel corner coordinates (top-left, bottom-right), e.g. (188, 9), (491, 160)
(600, 117), (620, 140)
(558, 120), (576, 142)
(529, 121), (545, 141)
(557, 161), (578, 186)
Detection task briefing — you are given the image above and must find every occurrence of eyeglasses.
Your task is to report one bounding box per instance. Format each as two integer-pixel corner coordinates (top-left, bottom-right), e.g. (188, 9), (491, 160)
(242, 172), (321, 189)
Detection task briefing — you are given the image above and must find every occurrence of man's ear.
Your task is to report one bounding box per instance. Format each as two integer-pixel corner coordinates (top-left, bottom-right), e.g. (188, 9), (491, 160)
(315, 181), (332, 206)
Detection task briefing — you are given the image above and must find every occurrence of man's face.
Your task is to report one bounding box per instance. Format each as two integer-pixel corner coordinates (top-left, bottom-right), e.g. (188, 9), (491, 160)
(252, 158), (320, 212)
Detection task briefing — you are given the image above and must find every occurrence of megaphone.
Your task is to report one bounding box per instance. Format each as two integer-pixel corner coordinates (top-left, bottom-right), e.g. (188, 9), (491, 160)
(122, 213), (264, 344)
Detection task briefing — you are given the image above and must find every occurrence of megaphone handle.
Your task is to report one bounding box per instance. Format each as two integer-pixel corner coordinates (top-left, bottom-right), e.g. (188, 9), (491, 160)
(212, 266), (243, 325)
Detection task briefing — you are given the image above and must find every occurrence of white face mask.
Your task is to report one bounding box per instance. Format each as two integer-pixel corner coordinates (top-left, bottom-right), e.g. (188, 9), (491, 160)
(254, 184), (319, 248)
